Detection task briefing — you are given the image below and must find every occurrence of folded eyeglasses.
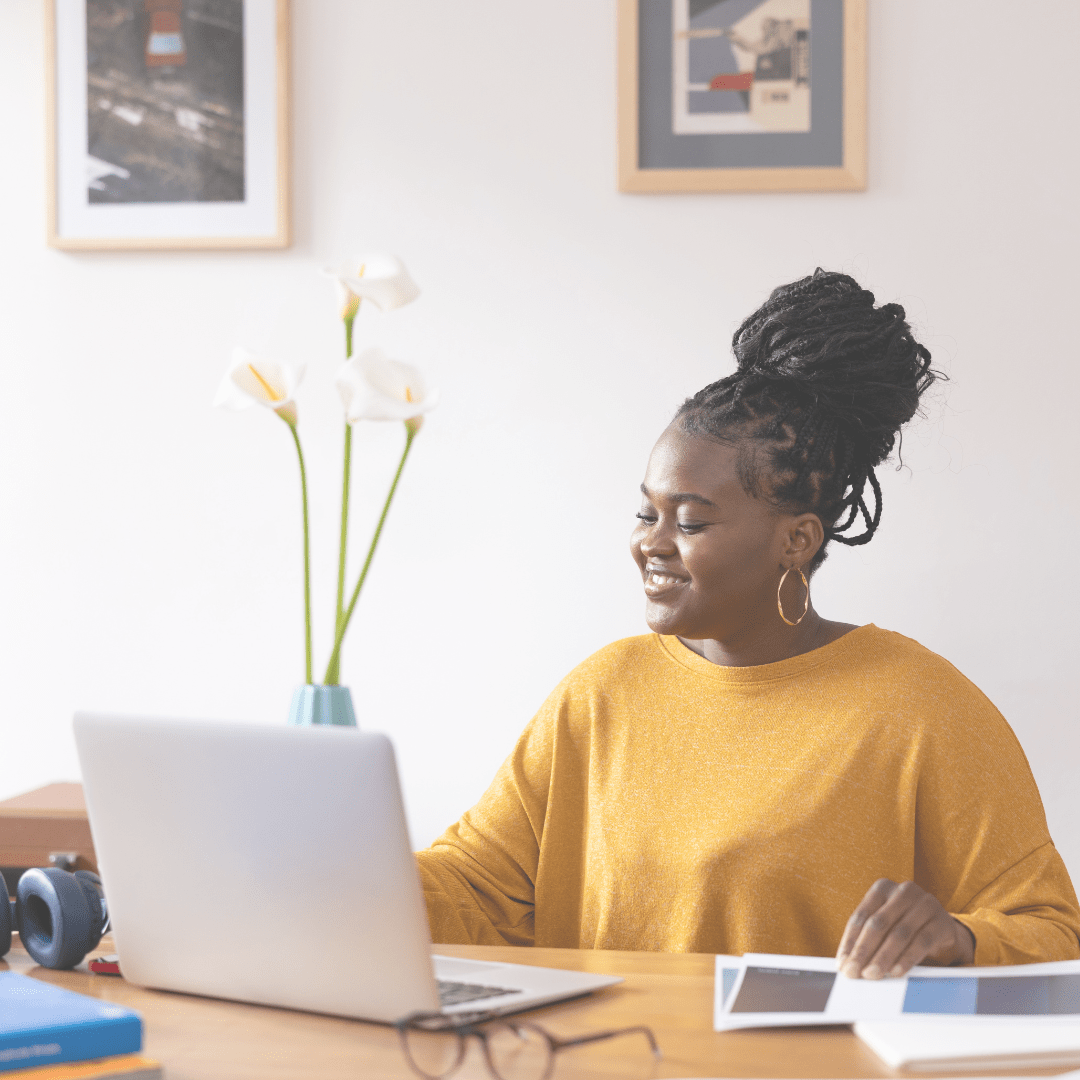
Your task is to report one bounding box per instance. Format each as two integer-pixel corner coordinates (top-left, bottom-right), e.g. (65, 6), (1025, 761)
(394, 1009), (661, 1080)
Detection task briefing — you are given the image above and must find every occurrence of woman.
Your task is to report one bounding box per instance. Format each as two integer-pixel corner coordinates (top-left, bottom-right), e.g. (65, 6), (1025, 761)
(417, 270), (1080, 977)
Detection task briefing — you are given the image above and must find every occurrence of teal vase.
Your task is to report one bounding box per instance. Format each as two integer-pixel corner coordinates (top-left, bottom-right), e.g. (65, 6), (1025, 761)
(288, 685), (357, 727)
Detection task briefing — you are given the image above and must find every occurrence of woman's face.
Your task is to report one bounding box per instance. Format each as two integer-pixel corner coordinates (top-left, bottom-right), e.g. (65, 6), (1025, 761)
(629, 424), (796, 642)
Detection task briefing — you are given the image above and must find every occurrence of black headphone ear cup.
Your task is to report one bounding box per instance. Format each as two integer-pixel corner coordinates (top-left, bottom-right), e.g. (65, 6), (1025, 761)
(1, 894), (11, 957)
(73, 870), (107, 946)
(16, 868), (97, 970)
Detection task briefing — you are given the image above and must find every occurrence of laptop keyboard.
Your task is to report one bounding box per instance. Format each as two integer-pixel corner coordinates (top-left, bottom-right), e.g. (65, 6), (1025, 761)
(437, 979), (521, 1007)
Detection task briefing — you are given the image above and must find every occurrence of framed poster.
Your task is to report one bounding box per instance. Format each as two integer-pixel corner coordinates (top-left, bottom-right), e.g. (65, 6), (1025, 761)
(46, 0), (290, 250)
(618, 0), (867, 193)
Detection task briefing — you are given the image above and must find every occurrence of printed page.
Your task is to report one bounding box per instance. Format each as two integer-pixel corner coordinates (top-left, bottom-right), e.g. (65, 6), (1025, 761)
(715, 954), (1080, 1030)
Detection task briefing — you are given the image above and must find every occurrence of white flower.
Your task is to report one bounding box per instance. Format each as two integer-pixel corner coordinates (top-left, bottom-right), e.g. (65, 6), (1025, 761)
(213, 348), (304, 426)
(323, 253), (420, 319)
(335, 348), (438, 434)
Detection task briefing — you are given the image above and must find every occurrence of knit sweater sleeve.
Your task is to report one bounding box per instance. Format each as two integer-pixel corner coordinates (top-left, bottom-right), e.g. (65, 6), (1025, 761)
(908, 649), (1080, 964)
(415, 690), (561, 946)
(951, 842), (1080, 964)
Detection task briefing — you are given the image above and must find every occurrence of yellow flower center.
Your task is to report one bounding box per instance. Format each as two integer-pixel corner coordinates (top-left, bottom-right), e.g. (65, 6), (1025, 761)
(405, 386), (414, 403)
(342, 263), (366, 320)
(248, 364), (283, 402)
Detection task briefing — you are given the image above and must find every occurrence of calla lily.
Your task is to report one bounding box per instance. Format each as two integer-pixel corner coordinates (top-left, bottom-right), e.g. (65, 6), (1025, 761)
(214, 348), (304, 426)
(322, 253), (420, 319)
(324, 349), (431, 685)
(335, 348), (438, 434)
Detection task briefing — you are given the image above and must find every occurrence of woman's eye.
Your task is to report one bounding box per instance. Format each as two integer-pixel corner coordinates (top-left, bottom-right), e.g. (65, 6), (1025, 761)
(634, 512), (705, 532)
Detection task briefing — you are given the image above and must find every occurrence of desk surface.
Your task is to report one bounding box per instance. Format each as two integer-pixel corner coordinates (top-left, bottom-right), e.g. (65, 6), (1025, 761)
(0, 938), (1066, 1080)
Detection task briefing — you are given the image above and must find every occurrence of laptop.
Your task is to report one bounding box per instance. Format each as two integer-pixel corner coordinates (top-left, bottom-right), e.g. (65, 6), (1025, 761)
(72, 713), (620, 1023)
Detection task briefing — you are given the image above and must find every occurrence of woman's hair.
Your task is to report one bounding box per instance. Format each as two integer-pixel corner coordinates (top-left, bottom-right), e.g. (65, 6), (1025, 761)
(676, 269), (939, 572)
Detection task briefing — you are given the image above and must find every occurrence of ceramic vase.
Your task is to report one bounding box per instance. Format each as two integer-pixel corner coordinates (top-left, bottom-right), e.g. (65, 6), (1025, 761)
(287, 684), (357, 727)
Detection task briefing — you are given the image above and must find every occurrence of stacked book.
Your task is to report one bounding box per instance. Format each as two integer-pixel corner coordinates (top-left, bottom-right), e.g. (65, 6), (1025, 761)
(0, 973), (159, 1079)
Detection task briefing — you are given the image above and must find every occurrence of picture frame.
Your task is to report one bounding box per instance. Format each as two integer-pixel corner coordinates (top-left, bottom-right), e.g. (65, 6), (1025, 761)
(618, 0), (867, 194)
(46, 0), (290, 250)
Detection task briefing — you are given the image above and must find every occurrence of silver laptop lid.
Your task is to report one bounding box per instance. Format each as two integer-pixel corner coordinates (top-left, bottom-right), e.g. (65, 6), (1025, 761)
(73, 714), (441, 1022)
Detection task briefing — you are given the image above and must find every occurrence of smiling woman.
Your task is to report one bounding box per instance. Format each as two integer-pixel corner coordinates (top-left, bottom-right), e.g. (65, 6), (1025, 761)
(416, 270), (1080, 977)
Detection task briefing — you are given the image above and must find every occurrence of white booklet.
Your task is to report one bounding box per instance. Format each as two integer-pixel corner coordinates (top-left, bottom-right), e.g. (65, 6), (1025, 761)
(854, 1019), (1080, 1071)
(714, 954), (1080, 1030)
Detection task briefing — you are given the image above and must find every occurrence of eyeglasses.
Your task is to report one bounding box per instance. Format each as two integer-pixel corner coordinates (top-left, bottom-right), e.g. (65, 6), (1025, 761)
(395, 1010), (662, 1080)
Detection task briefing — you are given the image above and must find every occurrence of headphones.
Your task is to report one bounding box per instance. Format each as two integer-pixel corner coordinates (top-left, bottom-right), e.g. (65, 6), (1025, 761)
(1, 867), (109, 970)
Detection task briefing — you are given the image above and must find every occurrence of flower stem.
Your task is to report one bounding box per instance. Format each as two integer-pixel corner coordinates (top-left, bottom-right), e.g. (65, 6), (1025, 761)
(287, 420), (313, 684)
(344, 314), (355, 359)
(334, 426), (352, 631)
(322, 426), (416, 685)
(328, 315), (357, 686)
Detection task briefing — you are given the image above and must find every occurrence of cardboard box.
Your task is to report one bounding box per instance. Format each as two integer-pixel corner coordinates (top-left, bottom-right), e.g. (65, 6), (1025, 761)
(0, 784), (97, 891)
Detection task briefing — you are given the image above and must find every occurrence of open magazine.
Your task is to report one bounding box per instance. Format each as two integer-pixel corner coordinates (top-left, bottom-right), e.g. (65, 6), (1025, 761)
(715, 954), (1080, 1030)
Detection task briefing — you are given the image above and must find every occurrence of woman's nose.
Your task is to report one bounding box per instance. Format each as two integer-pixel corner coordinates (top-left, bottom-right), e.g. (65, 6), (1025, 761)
(638, 519), (676, 557)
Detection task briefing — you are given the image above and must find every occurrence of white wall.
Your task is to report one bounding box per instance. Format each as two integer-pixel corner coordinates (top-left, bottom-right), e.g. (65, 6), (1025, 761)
(2, 2), (1079, 875)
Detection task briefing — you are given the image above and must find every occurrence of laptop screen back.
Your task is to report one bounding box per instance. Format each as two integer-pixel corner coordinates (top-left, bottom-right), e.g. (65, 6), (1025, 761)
(74, 714), (441, 1022)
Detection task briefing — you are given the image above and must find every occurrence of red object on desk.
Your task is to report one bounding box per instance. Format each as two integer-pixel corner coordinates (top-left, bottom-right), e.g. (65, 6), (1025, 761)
(90, 953), (121, 975)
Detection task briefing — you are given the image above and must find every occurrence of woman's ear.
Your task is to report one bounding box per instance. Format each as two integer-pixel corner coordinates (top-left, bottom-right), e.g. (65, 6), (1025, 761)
(782, 512), (825, 567)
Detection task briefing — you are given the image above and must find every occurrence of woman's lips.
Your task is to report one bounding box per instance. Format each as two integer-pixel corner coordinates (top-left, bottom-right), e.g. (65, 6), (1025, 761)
(643, 570), (688, 598)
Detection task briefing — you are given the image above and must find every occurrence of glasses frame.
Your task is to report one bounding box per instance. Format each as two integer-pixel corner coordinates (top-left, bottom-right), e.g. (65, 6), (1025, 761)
(394, 1009), (661, 1080)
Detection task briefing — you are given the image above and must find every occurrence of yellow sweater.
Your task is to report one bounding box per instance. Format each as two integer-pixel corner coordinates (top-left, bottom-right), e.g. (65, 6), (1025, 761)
(417, 626), (1080, 964)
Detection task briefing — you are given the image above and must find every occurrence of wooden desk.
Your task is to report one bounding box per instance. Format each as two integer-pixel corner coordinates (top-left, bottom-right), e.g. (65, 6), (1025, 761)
(5, 937), (1054, 1080)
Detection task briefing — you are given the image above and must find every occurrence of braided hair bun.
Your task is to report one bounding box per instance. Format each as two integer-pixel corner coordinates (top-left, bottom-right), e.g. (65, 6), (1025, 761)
(677, 269), (938, 567)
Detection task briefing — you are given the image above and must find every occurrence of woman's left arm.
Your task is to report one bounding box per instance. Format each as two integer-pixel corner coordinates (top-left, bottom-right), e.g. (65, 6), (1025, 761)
(838, 842), (1080, 976)
(835, 648), (1080, 977)
(951, 841), (1080, 965)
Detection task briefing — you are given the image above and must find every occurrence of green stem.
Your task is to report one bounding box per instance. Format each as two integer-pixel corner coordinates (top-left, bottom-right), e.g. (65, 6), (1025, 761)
(334, 425), (352, 633)
(328, 315), (356, 686)
(287, 420), (312, 684)
(344, 314), (355, 359)
(322, 427), (416, 685)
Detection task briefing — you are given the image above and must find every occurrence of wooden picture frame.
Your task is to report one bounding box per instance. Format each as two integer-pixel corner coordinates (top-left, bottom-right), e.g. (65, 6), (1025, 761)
(46, 0), (290, 250)
(618, 0), (867, 194)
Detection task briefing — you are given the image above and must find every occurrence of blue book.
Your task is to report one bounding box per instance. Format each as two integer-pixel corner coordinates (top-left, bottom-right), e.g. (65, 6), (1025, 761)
(0, 972), (142, 1074)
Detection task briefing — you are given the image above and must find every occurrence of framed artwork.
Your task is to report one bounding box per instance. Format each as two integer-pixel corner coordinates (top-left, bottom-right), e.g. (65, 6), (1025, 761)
(618, 0), (867, 193)
(46, 0), (290, 250)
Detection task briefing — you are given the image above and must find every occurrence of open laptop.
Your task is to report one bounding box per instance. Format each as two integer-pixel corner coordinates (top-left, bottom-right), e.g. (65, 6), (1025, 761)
(72, 714), (620, 1023)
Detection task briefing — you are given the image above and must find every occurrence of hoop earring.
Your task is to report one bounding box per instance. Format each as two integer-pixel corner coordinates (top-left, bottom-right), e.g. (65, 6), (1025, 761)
(777, 566), (810, 627)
